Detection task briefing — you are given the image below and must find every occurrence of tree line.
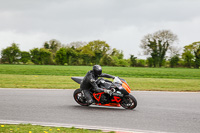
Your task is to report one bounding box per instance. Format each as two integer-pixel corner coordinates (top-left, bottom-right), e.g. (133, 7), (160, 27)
(0, 30), (200, 68)
(0, 40), (128, 66)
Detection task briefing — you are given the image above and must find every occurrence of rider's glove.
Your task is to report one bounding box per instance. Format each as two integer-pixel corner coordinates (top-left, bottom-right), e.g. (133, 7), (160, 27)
(104, 89), (113, 96)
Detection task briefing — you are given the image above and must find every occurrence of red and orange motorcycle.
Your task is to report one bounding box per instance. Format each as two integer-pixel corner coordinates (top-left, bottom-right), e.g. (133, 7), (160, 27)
(72, 77), (137, 110)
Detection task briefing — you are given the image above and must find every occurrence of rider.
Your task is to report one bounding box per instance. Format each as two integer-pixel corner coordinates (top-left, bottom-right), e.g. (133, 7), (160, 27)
(80, 65), (115, 104)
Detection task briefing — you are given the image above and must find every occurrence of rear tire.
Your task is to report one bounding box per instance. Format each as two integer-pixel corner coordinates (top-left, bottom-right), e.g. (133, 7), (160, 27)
(120, 94), (137, 109)
(73, 89), (91, 106)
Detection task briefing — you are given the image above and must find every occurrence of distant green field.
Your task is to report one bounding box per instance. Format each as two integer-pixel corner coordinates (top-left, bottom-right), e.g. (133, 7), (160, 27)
(0, 64), (200, 91)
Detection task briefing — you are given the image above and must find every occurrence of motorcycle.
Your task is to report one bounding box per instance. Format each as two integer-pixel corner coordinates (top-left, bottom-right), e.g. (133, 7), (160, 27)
(71, 77), (137, 110)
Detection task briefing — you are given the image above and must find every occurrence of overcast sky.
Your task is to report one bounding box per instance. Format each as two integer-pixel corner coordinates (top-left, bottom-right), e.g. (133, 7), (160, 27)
(0, 0), (200, 59)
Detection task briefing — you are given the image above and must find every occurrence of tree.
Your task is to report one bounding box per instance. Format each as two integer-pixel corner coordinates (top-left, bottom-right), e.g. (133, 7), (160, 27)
(84, 40), (110, 64)
(130, 55), (137, 67)
(1, 43), (21, 64)
(20, 51), (31, 64)
(39, 48), (52, 65)
(182, 41), (200, 68)
(182, 50), (194, 68)
(118, 59), (129, 67)
(111, 48), (124, 59)
(147, 57), (154, 67)
(79, 43), (94, 65)
(169, 46), (181, 57)
(55, 48), (68, 65)
(66, 47), (78, 65)
(193, 42), (200, 68)
(169, 46), (181, 68)
(137, 59), (146, 67)
(30, 48), (40, 65)
(169, 55), (180, 68)
(30, 48), (53, 65)
(140, 30), (178, 67)
(100, 54), (115, 66)
(55, 47), (78, 65)
(67, 41), (87, 49)
(69, 47), (82, 65)
(43, 39), (61, 54)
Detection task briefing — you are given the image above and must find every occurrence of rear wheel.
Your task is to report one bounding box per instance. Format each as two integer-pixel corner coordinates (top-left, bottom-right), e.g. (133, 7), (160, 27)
(73, 89), (91, 106)
(120, 94), (137, 109)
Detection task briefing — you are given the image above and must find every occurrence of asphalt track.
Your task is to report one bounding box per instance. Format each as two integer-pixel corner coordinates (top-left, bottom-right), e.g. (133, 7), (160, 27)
(0, 88), (200, 133)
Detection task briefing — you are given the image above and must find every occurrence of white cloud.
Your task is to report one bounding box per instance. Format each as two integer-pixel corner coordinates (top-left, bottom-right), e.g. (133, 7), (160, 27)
(0, 31), (50, 51)
(0, 0), (200, 59)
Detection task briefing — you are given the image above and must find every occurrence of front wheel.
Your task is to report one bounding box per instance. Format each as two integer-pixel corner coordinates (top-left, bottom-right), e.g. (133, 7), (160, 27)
(73, 89), (90, 106)
(120, 94), (137, 109)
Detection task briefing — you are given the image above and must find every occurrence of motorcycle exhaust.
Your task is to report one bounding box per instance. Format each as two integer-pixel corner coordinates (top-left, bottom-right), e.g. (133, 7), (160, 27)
(112, 93), (123, 97)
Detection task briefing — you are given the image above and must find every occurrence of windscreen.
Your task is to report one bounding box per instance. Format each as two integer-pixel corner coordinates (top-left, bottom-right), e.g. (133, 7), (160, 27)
(113, 77), (122, 84)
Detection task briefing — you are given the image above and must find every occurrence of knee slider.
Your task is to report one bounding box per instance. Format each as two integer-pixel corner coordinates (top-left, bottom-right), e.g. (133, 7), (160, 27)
(87, 99), (93, 104)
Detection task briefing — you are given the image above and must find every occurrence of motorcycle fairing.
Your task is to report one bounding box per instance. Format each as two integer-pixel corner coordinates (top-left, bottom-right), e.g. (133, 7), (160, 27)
(121, 80), (131, 94)
(111, 96), (121, 103)
(95, 103), (120, 107)
(93, 92), (104, 102)
(93, 92), (122, 106)
(71, 77), (84, 84)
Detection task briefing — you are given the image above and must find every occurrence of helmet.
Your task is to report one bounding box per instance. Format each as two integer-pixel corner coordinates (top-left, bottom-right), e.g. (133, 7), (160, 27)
(93, 65), (102, 76)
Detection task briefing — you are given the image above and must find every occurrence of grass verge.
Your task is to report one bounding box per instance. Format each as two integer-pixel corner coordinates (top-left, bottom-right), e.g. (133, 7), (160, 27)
(1, 74), (199, 91)
(0, 64), (200, 91)
(0, 124), (110, 133)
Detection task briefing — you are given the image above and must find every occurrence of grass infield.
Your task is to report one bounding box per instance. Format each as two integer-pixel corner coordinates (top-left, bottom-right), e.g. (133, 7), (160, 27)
(0, 64), (200, 91)
(0, 124), (110, 133)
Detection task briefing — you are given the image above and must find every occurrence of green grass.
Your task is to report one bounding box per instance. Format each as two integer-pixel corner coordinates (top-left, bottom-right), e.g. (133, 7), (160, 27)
(0, 64), (200, 91)
(0, 124), (110, 133)
(0, 74), (199, 91)
(0, 64), (200, 79)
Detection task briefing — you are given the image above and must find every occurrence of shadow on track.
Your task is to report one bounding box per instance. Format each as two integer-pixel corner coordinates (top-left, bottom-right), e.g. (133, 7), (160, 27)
(68, 105), (136, 112)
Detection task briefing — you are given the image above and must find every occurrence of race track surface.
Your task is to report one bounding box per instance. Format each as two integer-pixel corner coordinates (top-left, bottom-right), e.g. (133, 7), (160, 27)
(0, 89), (200, 133)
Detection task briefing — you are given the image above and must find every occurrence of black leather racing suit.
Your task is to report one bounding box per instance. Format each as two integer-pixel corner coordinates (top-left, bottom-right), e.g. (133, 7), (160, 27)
(80, 70), (115, 104)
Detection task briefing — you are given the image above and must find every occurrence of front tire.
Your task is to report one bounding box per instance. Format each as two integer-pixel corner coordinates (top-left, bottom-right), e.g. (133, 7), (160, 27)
(73, 89), (91, 106)
(120, 94), (137, 109)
